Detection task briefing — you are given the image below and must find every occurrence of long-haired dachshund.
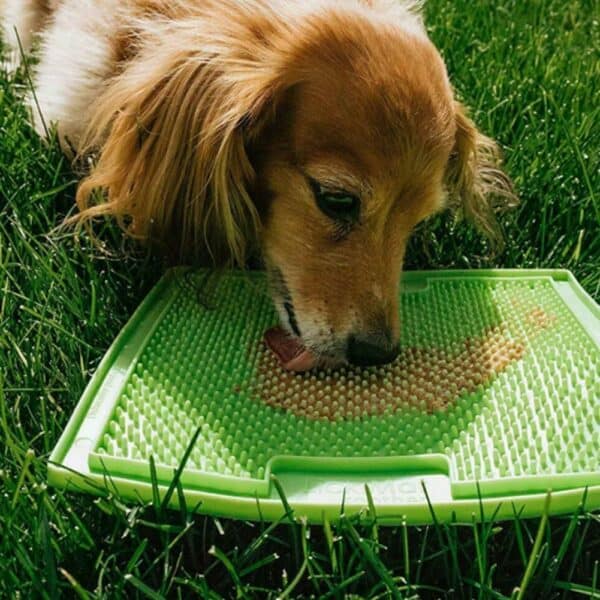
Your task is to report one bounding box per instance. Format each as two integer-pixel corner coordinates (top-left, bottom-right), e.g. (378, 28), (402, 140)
(2, 0), (515, 370)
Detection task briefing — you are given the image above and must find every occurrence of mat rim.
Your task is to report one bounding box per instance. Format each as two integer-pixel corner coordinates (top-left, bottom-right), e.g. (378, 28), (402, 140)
(48, 268), (600, 524)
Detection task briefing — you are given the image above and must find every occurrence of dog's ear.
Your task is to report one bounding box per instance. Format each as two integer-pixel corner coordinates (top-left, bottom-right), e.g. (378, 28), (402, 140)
(444, 101), (516, 249)
(74, 21), (288, 266)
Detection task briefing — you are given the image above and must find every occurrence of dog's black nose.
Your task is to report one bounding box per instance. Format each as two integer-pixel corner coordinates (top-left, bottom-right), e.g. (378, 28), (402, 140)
(347, 334), (399, 367)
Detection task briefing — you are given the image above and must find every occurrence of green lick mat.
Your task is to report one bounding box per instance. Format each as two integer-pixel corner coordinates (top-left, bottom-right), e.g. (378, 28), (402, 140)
(49, 269), (600, 524)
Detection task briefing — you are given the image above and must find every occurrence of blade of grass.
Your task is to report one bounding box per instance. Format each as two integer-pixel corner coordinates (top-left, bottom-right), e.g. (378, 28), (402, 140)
(278, 557), (308, 600)
(141, 522), (194, 581)
(401, 516), (410, 590)
(13, 27), (49, 138)
(421, 480), (451, 589)
(238, 552), (280, 578)
(11, 448), (34, 509)
(124, 574), (166, 600)
(414, 525), (429, 586)
(542, 489), (588, 597)
(511, 503), (528, 567)
(125, 539), (149, 575)
(323, 514), (338, 575)
(513, 491), (552, 600)
(59, 569), (92, 600)
(554, 580), (600, 598)
(365, 484), (380, 552)
(160, 427), (202, 512)
(300, 516), (331, 597)
(271, 475), (301, 570)
(562, 518), (593, 600)
(463, 577), (511, 600)
(344, 517), (401, 600)
(38, 496), (58, 598)
(472, 513), (486, 595)
(321, 570), (366, 600)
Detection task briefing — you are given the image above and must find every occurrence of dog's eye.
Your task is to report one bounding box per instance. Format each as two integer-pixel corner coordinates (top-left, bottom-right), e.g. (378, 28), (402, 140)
(311, 181), (360, 224)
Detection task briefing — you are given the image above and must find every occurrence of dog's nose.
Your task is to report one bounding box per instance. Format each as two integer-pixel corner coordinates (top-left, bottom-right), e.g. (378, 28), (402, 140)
(346, 333), (399, 367)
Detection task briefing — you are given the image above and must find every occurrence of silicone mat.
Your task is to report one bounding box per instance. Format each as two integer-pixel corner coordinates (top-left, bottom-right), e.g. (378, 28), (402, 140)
(48, 269), (600, 524)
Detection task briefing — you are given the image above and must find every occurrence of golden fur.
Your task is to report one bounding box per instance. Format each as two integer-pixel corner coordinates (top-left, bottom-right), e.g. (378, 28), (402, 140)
(3, 0), (516, 366)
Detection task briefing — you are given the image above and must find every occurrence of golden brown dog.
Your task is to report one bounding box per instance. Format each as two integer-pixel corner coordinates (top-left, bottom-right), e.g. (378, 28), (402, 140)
(1, 0), (515, 369)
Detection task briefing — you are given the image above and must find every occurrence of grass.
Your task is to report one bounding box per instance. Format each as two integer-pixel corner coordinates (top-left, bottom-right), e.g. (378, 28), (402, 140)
(0, 0), (598, 597)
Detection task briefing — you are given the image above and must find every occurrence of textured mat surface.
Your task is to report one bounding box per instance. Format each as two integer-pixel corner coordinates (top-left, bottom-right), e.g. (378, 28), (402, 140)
(49, 269), (600, 523)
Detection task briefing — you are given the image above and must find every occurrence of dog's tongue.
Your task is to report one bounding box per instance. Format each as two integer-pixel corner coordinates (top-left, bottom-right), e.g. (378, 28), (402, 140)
(264, 326), (317, 372)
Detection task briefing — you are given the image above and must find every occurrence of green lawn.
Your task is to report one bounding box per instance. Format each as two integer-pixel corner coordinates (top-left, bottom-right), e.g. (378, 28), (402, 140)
(1, 0), (598, 597)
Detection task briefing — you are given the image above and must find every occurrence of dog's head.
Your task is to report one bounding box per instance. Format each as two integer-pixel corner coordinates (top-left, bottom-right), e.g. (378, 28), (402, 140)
(76, 0), (514, 368)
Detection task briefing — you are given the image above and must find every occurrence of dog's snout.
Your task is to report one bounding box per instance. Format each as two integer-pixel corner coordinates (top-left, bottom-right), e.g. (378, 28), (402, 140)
(346, 333), (399, 367)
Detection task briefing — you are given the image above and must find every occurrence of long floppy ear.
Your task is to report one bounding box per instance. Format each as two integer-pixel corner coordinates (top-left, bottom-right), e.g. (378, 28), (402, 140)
(73, 18), (287, 266)
(445, 102), (517, 249)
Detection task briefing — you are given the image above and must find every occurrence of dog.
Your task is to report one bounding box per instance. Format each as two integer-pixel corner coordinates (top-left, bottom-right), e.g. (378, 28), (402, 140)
(1, 0), (515, 370)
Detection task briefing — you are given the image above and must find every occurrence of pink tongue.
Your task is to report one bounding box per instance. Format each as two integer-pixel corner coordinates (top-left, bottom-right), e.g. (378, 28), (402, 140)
(264, 326), (317, 372)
